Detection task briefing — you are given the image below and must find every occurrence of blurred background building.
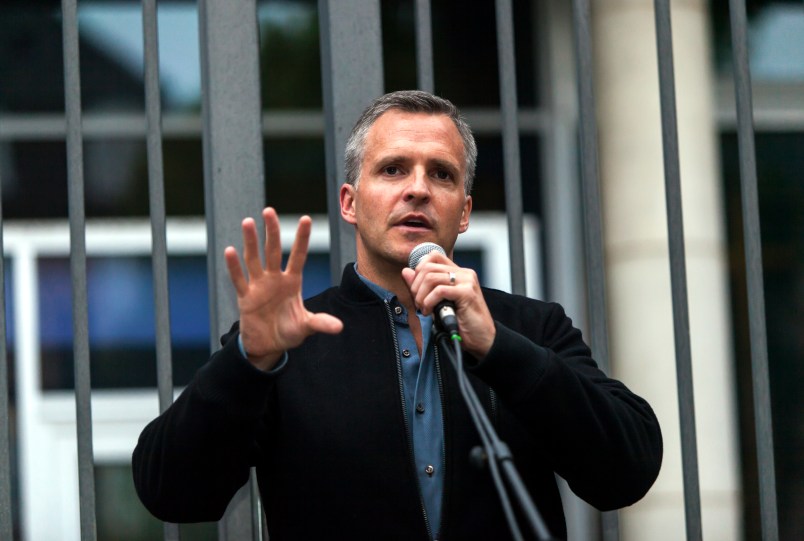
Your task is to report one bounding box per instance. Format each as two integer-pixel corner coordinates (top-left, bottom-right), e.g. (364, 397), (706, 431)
(0, 0), (801, 539)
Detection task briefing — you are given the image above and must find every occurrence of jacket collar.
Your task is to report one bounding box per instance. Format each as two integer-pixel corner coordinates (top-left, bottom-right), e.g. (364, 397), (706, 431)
(337, 262), (385, 304)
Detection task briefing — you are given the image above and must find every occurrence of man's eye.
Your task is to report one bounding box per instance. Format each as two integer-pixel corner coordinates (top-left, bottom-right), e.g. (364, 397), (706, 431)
(433, 170), (451, 180)
(384, 166), (400, 175)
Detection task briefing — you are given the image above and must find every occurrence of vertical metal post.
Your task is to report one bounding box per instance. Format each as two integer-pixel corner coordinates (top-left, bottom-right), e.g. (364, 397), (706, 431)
(494, 0), (526, 296)
(141, 1), (180, 539)
(414, 0), (435, 93)
(728, 1), (779, 539)
(61, 0), (98, 539)
(318, 0), (384, 281)
(570, 0), (610, 375)
(570, 0), (618, 537)
(198, 1), (266, 540)
(653, 1), (702, 539)
(0, 168), (11, 541)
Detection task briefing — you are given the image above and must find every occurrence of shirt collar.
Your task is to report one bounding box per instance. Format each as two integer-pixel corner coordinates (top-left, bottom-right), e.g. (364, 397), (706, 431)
(354, 263), (396, 303)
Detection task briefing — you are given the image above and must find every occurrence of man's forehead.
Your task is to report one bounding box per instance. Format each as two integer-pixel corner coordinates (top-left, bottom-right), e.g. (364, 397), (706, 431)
(365, 110), (463, 153)
(371, 110), (456, 133)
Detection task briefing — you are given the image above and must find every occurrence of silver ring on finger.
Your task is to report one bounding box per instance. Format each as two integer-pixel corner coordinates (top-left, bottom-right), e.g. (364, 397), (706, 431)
(448, 271), (456, 285)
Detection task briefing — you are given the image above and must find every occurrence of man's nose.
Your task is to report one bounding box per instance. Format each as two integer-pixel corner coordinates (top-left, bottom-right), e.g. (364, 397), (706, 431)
(403, 168), (430, 201)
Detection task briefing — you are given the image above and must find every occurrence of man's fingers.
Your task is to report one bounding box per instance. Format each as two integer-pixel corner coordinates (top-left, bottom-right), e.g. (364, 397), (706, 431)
(263, 208), (283, 272)
(241, 218), (265, 280)
(401, 267), (415, 288)
(286, 216), (312, 275)
(409, 262), (456, 302)
(224, 246), (249, 296)
(307, 313), (344, 335)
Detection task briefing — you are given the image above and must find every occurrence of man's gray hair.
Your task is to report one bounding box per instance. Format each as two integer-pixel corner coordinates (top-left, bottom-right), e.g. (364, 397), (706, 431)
(344, 90), (477, 195)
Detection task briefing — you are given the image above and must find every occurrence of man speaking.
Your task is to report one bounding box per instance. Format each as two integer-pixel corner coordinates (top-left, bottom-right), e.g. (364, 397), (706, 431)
(133, 90), (662, 540)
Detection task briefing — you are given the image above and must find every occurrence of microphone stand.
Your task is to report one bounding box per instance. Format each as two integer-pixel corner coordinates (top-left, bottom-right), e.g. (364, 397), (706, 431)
(436, 330), (555, 541)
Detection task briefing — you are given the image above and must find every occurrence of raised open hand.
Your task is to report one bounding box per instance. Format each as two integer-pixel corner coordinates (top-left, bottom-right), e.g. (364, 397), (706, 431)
(224, 208), (343, 370)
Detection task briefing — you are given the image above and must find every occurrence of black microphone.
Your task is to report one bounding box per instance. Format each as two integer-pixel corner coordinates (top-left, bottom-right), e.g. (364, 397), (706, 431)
(408, 242), (459, 334)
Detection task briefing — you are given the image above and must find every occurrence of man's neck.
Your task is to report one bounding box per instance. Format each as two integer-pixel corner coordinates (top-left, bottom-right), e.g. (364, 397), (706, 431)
(356, 258), (415, 312)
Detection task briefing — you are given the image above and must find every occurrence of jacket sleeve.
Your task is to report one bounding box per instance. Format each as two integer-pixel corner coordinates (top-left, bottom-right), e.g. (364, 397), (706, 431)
(132, 324), (279, 522)
(468, 300), (663, 511)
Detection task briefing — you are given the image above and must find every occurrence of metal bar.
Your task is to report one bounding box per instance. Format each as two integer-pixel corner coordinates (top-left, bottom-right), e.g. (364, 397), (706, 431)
(198, 1), (266, 540)
(61, 0), (98, 539)
(653, 2), (702, 539)
(0, 160), (12, 541)
(570, 0), (618, 537)
(494, 0), (526, 296)
(414, 0), (435, 93)
(728, 1), (779, 539)
(570, 0), (609, 374)
(141, 1), (180, 539)
(142, 0), (174, 439)
(318, 0), (384, 281)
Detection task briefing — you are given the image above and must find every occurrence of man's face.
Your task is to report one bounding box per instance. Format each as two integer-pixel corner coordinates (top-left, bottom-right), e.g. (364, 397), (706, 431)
(340, 110), (472, 272)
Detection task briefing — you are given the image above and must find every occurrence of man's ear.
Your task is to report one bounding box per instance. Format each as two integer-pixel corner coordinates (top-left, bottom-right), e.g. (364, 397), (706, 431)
(340, 183), (357, 224)
(458, 195), (472, 234)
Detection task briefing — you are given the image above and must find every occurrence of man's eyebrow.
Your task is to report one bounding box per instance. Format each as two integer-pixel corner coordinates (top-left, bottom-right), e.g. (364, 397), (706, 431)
(375, 154), (410, 165)
(429, 158), (461, 173)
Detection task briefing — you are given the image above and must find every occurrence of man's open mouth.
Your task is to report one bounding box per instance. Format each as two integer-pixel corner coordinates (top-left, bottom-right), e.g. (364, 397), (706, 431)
(397, 214), (432, 229)
(401, 219), (429, 228)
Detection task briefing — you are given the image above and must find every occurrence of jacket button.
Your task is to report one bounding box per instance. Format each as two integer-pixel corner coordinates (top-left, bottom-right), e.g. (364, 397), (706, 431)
(402, 349), (411, 358)
(416, 402), (425, 414)
(425, 465), (435, 477)
(394, 305), (403, 315)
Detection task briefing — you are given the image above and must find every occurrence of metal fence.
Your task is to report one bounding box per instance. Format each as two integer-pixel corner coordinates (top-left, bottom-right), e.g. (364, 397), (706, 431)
(0, 0), (779, 540)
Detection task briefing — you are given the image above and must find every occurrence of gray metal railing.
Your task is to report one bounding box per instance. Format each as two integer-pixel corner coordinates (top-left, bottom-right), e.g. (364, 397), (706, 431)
(0, 0), (779, 539)
(318, 0), (384, 276)
(0, 114), (11, 541)
(198, 1), (266, 540)
(142, 1), (180, 539)
(653, 1), (703, 539)
(495, 0), (527, 296)
(61, 1), (98, 540)
(571, 0), (619, 537)
(728, 0), (778, 539)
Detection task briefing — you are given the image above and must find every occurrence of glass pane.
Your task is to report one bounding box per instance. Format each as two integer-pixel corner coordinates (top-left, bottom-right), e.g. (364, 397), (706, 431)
(471, 134), (542, 215)
(711, 1), (804, 82)
(0, 5), (67, 113)
(2, 138), (204, 220)
(79, 0), (202, 114)
(381, 0), (539, 107)
(258, 0), (322, 110)
(0, 1), (202, 114)
(263, 137), (327, 214)
(37, 251), (335, 390)
(2, 141), (70, 219)
(720, 131), (804, 540)
(95, 463), (217, 541)
(38, 255), (211, 390)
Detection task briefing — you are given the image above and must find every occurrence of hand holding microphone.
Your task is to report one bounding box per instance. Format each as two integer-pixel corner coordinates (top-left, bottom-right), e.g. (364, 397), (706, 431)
(402, 242), (497, 359)
(407, 242), (460, 334)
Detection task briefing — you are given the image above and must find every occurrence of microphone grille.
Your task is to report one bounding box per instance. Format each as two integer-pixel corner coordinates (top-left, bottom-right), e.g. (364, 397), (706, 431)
(408, 242), (446, 269)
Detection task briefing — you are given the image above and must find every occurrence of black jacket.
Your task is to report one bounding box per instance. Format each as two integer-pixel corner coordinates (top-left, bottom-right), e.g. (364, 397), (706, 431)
(133, 264), (662, 540)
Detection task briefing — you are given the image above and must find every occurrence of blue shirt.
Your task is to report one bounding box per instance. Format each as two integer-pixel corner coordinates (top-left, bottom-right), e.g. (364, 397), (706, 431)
(357, 267), (444, 538)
